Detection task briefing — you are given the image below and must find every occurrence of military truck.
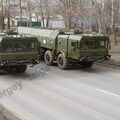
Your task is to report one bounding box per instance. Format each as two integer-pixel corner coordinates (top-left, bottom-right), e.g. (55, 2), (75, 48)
(0, 32), (39, 73)
(18, 27), (110, 69)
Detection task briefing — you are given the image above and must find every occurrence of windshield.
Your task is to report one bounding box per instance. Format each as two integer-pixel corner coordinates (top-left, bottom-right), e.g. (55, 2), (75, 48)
(80, 40), (107, 50)
(1, 41), (37, 53)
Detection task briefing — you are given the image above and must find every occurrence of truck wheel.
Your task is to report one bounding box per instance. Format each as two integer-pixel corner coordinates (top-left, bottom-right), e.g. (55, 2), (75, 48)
(15, 65), (27, 73)
(57, 53), (69, 70)
(81, 61), (94, 68)
(44, 50), (53, 65)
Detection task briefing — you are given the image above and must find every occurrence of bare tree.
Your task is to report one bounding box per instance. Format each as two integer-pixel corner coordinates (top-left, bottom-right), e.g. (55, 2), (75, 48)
(15, 0), (23, 26)
(44, 0), (50, 28)
(7, 0), (11, 29)
(27, 0), (32, 27)
(0, 0), (5, 29)
(55, 0), (73, 30)
(111, 0), (114, 33)
(35, 0), (50, 28)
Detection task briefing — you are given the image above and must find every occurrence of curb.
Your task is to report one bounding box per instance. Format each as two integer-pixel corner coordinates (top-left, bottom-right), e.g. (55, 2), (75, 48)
(96, 62), (120, 70)
(0, 104), (24, 120)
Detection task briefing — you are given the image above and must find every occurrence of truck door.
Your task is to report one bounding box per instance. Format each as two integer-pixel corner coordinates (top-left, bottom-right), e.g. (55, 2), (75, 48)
(57, 35), (69, 56)
(67, 39), (80, 60)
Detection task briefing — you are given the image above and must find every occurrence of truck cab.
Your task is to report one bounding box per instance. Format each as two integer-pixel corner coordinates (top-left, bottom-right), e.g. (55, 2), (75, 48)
(67, 34), (110, 61)
(57, 34), (110, 69)
(0, 33), (39, 73)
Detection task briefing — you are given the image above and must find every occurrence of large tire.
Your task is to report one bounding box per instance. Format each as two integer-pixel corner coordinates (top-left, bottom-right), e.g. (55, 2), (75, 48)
(15, 65), (27, 73)
(57, 53), (69, 70)
(81, 61), (94, 68)
(44, 50), (53, 65)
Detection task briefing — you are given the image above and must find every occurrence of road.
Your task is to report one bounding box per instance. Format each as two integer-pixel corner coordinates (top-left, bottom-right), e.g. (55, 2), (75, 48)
(0, 63), (120, 120)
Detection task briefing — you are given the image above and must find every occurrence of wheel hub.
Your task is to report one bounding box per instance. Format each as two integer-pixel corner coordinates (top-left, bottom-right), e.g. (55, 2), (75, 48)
(59, 57), (63, 65)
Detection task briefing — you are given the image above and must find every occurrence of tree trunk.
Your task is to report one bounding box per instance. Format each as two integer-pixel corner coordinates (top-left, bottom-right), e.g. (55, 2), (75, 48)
(46, 12), (49, 28)
(19, 0), (23, 26)
(111, 0), (114, 33)
(1, 0), (5, 30)
(65, 0), (71, 30)
(98, 15), (102, 33)
(39, 0), (45, 28)
(7, 0), (10, 29)
(28, 0), (32, 27)
(44, 0), (50, 28)
(119, 0), (120, 22)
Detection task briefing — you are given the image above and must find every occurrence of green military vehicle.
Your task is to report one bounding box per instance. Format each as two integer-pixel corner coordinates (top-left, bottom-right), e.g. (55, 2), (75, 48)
(18, 27), (110, 70)
(0, 32), (39, 73)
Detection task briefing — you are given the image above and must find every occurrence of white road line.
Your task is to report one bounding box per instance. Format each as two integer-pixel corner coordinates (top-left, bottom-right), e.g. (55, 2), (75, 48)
(97, 89), (120, 98)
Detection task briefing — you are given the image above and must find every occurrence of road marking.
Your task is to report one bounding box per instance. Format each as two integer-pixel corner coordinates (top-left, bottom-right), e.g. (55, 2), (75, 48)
(97, 89), (120, 98)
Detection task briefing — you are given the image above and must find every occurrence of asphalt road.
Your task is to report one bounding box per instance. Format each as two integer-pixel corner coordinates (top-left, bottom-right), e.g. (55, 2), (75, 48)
(0, 63), (120, 120)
